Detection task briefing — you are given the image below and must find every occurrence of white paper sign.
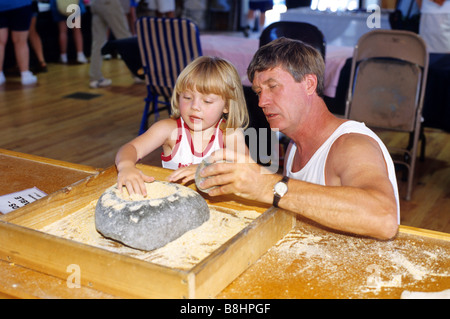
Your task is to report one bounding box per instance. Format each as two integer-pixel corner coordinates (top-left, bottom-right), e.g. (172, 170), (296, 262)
(0, 187), (47, 214)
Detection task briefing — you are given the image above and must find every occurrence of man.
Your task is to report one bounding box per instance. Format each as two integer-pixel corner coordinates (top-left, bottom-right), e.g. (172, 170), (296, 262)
(89, 0), (131, 88)
(197, 38), (400, 240)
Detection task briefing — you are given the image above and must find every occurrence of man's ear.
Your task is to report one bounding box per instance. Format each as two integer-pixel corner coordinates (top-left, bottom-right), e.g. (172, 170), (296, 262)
(304, 74), (318, 96)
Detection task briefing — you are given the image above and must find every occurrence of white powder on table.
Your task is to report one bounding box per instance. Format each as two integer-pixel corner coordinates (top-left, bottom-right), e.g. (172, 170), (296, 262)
(219, 220), (450, 299)
(41, 201), (260, 270)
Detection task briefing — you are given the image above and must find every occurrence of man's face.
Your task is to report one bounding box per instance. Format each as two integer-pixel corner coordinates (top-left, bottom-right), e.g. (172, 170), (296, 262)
(252, 66), (309, 135)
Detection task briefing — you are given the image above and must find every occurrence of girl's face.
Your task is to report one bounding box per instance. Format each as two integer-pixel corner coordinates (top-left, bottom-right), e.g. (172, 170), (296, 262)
(179, 89), (228, 131)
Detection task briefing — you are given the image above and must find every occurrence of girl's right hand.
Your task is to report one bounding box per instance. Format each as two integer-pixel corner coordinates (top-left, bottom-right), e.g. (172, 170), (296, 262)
(117, 166), (155, 196)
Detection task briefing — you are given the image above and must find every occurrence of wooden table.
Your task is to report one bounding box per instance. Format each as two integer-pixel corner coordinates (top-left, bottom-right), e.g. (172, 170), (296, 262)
(0, 150), (449, 299)
(0, 148), (100, 198)
(0, 148), (106, 298)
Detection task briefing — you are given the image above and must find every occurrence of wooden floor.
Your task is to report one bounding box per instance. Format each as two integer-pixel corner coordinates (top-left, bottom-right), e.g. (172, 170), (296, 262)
(1, 58), (449, 234)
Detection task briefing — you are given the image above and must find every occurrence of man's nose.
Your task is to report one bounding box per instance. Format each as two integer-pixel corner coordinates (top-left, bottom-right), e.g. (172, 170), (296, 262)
(258, 91), (269, 108)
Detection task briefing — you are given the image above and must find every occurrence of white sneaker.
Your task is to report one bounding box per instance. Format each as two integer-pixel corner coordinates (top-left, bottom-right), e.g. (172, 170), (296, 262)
(21, 71), (37, 85)
(60, 53), (68, 64)
(0, 71), (5, 85)
(133, 76), (145, 84)
(77, 52), (88, 64)
(89, 78), (112, 88)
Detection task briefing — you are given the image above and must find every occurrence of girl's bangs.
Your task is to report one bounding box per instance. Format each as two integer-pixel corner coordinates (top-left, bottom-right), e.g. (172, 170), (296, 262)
(180, 66), (230, 99)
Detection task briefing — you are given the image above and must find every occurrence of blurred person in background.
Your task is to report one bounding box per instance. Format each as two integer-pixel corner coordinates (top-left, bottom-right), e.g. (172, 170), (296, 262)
(0, 0), (37, 85)
(243, 0), (273, 37)
(49, 0), (88, 64)
(417, 0), (450, 53)
(89, 0), (131, 88)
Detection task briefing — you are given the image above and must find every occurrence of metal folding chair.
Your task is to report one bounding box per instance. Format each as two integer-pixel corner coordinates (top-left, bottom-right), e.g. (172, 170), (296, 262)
(136, 17), (202, 135)
(345, 29), (429, 200)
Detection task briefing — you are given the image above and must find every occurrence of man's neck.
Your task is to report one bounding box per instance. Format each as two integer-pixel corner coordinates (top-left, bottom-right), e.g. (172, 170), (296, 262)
(289, 101), (346, 170)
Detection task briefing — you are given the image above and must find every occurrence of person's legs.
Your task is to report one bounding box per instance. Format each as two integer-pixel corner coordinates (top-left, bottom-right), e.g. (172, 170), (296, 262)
(106, 0), (131, 40)
(1, 4), (36, 84)
(29, 15), (47, 72)
(11, 29), (37, 84)
(11, 30), (30, 72)
(255, 1), (272, 31)
(58, 21), (68, 63)
(258, 10), (267, 31)
(89, 1), (111, 87)
(243, 9), (255, 37)
(73, 26), (87, 63)
(90, 0), (131, 87)
(89, 16), (108, 81)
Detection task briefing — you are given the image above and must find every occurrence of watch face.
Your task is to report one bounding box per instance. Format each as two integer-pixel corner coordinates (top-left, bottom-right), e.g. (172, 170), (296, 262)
(275, 182), (288, 196)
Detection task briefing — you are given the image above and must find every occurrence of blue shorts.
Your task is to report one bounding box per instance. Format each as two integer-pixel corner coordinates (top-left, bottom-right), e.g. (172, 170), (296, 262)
(249, 1), (273, 12)
(0, 5), (32, 31)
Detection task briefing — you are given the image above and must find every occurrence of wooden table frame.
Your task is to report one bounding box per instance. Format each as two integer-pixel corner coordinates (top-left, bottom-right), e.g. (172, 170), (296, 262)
(0, 149), (448, 299)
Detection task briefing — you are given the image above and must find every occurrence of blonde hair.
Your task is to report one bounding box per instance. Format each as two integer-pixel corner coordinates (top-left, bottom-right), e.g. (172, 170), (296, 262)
(171, 56), (249, 130)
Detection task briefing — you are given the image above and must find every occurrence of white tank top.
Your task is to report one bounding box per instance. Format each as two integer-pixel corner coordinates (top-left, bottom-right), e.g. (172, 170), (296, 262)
(161, 117), (224, 170)
(285, 120), (400, 222)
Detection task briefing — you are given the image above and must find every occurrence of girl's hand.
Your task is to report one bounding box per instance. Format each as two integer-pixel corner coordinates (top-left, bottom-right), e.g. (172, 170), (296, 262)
(167, 164), (198, 184)
(195, 149), (273, 201)
(117, 166), (155, 196)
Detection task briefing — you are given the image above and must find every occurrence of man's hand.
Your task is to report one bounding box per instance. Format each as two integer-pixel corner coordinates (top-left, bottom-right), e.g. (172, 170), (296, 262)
(196, 149), (275, 202)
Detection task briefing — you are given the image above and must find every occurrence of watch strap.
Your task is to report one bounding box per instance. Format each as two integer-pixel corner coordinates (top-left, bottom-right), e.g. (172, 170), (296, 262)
(273, 176), (289, 208)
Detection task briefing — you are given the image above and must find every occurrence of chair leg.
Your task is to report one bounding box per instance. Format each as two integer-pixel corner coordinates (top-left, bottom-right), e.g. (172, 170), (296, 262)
(139, 100), (150, 135)
(420, 127), (426, 162)
(405, 165), (414, 201)
(152, 95), (160, 122)
(405, 129), (421, 201)
(408, 127), (426, 162)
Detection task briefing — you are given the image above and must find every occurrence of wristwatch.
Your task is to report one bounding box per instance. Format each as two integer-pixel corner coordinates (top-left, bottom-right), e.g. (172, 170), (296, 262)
(273, 176), (289, 208)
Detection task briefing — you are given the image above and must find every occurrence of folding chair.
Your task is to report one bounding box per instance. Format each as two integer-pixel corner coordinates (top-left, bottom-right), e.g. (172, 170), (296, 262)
(136, 17), (202, 135)
(259, 21), (326, 60)
(345, 29), (429, 200)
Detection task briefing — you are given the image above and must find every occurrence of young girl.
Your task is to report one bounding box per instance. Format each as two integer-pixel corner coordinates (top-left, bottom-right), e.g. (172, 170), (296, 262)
(115, 56), (249, 196)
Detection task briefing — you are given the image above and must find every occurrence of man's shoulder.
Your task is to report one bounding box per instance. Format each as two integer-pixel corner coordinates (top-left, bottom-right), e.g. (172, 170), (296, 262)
(331, 130), (381, 153)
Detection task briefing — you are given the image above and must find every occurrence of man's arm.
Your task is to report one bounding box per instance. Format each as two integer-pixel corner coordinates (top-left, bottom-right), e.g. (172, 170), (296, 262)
(198, 134), (398, 240)
(280, 134), (398, 239)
